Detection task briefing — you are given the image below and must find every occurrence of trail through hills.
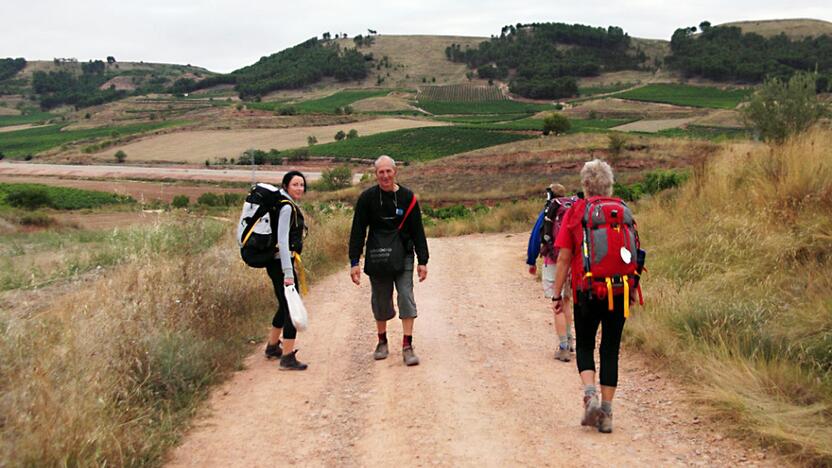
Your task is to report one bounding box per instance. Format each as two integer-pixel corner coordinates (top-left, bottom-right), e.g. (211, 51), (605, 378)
(167, 234), (779, 467)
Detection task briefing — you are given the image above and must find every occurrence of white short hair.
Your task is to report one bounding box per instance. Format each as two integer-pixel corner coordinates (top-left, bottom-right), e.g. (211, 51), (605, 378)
(374, 155), (396, 169)
(580, 159), (614, 197)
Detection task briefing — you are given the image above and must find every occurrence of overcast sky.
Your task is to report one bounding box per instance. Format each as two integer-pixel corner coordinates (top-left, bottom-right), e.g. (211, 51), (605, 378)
(2, 0), (830, 73)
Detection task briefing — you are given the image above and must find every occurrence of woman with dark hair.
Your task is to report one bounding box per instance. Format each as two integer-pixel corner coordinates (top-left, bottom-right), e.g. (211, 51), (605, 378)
(263, 170), (309, 370)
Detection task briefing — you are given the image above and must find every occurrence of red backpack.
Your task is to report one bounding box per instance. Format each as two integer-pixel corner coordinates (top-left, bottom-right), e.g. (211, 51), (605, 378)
(541, 196), (577, 260)
(578, 196), (644, 317)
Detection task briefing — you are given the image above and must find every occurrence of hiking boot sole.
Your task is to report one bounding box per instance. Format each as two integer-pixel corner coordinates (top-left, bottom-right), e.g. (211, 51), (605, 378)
(581, 398), (602, 427)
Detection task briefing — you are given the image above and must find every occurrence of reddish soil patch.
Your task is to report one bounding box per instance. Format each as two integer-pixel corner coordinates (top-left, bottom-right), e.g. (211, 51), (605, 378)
(0, 175), (245, 203)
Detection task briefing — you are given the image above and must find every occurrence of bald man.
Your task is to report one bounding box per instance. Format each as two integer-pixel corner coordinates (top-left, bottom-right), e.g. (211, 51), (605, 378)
(348, 155), (429, 366)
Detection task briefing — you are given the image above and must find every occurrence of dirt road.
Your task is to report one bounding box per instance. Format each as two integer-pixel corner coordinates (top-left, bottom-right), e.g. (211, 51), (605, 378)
(167, 234), (775, 467)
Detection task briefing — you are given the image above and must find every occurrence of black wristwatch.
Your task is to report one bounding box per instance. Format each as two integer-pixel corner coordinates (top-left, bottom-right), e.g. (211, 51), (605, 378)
(552, 295), (562, 302)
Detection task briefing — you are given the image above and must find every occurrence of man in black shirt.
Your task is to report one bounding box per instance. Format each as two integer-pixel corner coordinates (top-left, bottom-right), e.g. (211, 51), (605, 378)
(349, 155), (429, 366)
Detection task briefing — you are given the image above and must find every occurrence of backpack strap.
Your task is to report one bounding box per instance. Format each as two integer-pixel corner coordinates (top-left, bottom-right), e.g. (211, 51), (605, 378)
(241, 203), (269, 247)
(397, 194), (418, 231)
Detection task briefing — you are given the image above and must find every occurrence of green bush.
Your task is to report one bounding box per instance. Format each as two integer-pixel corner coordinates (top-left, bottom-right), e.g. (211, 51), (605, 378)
(334, 130), (346, 141)
(171, 195), (189, 208)
(318, 165), (352, 191)
(5, 187), (50, 209)
(607, 133), (627, 157)
(542, 113), (571, 135)
(196, 192), (221, 206)
(742, 71), (828, 143)
(114, 150), (127, 163)
(346, 129), (358, 139)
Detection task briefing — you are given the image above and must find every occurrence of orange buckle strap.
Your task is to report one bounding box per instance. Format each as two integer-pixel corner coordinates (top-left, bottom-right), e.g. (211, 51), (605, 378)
(605, 277), (613, 311)
(623, 275), (630, 318)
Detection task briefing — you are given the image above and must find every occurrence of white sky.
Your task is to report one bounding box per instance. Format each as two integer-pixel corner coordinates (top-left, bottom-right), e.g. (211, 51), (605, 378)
(2, 0), (830, 73)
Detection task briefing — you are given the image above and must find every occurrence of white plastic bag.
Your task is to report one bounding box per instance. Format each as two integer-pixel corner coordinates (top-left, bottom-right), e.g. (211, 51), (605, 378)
(284, 284), (308, 331)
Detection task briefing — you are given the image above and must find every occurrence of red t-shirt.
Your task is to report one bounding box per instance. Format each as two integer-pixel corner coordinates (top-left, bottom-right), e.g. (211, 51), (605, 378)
(554, 198), (586, 290)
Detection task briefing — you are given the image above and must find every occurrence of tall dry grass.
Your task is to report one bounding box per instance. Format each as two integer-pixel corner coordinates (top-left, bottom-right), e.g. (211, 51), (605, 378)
(628, 127), (832, 465)
(0, 210), (350, 466)
(425, 199), (540, 237)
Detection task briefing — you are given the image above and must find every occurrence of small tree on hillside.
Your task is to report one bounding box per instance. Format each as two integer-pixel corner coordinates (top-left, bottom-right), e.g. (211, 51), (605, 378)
(742, 71), (828, 144)
(607, 133), (628, 159)
(334, 130), (346, 141)
(320, 165), (353, 190)
(347, 129), (359, 139)
(542, 113), (570, 136)
(114, 150), (127, 163)
(307, 135), (318, 146)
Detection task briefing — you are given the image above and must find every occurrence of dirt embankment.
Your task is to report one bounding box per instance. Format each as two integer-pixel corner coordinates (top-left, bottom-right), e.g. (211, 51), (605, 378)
(166, 234), (782, 467)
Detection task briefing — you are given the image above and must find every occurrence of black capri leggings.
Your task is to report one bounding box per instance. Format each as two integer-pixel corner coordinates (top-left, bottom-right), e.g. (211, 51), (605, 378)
(573, 294), (627, 387)
(266, 260), (299, 340)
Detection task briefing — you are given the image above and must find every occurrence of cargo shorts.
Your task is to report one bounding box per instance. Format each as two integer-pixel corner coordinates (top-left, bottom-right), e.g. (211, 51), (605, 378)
(369, 255), (418, 321)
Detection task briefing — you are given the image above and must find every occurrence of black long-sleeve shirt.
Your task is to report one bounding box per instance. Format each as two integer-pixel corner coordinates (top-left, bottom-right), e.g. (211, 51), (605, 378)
(349, 184), (429, 266)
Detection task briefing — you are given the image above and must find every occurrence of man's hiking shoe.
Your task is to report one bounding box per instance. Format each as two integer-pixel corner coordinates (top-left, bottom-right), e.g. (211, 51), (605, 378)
(265, 341), (282, 360)
(373, 342), (389, 360)
(555, 345), (571, 362)
(569, 338), (575, 353)
(581, 394), (602, 427)
(597, 408), (613, 433)
(402, 346), (420, 366)
(279, 350), (308, 371)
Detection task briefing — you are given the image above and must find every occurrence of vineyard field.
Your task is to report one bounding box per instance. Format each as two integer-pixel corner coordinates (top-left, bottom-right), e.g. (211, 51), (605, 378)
(419, 84), (507, 102)
(305, 126), (535, 161)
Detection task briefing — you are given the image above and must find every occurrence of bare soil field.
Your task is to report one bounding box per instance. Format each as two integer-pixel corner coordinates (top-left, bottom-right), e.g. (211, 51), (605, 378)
(93, 117), (448, 163)
(51, 210), (165, 230)
(721, 18), (832, 38)
(351, 96), (415, 112)
(0, 175), (245, 203)
(0, 106), (20, 116)
(166, 234), (781, 467)
(0, 124), (50, 133)
(692, 109), (745, 128)
(564, 98), (709, 119)
(335, 35), (487, 87)
(0, 163), (337, 184)
(612, 118), (697, 133)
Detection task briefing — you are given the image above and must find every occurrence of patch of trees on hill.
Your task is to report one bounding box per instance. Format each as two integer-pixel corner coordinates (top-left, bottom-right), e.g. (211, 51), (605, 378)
(446, 23), (646, 99)
(32, 67), (128, 109)
(668, 22), (832, 85)
(234, 38), (369, 99)
(171, 38), (370, 100)
(0, 58), (27, 81)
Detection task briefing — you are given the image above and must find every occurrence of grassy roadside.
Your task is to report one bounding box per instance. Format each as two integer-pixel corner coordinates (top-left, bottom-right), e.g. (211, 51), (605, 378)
(0, 208), (351, 466)
(627, 128), (832, 465)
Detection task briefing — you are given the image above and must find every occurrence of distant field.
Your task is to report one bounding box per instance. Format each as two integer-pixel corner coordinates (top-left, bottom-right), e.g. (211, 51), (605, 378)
(0, 183), (133, 210)
(434, 114), (530, 124)
(577, 83), (634, 97)
(654, 125), (751, 140)
(0, 121), (185, 159)
(249, 89), (395, 113)
(103, 118), (447, 163)
(306, 126), (535, 162)
(0, 112), (56, 128)
(417, 99), (554, 115)
(467, 117), (635, 132)
(615, 84), (752, 109)
(419, 84), (506, 102)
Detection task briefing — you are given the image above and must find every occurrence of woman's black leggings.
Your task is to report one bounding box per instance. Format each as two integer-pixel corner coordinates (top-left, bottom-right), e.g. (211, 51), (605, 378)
(266, 260), (299, 340)
(573, 294), (627, 387)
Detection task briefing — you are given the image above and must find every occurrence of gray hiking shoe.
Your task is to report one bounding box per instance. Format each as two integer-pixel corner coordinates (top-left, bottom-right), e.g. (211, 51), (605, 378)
(279, 350), (308, 371)
(555, 344), (571, 362)
(581, 394), (602, 427)
(597, 408), (613, 433)
(373, 341), (389, 360)
(569, 337), (575, 353)
(402, 346), (420, 366)
(265, 341), (282, 360)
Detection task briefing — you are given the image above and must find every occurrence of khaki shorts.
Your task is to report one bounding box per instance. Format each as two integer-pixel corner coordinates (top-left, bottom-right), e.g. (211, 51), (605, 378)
(542, 263), (572, 300)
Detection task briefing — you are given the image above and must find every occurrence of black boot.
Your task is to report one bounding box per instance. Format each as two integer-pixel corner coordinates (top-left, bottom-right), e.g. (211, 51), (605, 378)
(279, 350), (308, 371)
(265, 341), (282, 359)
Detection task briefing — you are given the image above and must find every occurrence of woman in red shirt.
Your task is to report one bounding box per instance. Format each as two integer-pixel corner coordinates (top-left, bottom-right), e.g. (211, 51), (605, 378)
(551, 159), (629, 434)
